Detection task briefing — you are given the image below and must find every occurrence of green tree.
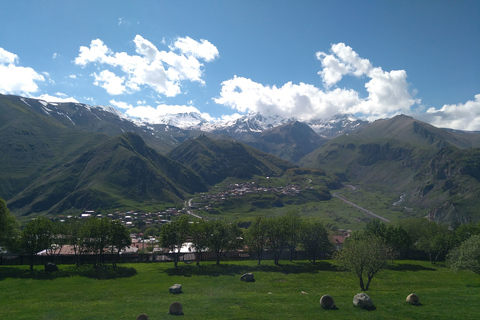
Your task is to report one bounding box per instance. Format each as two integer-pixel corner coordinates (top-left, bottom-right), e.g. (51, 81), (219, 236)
(283, 211), (302, 261)
(159, 215), (190, 267)
(207, 220), (242, 265)
(245, 216), (269, 265)
(299, 220), (331, 264)
(0, 198), (19, 251)
(447, 235), (480, 275)
(266, 216), (289, 265)
(64, 219), (85, 266)
(108, 220), (131, 267)
(19, 217), (55, 271)
(190, 219), (210, 266)
(81, 218), (111, 267)
(336, 233), (390, 291)
(454, 222), (480, 244)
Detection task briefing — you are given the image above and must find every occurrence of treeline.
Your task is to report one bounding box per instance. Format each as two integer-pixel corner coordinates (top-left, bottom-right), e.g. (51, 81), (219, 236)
(1, 199), (130, 270)
(160, 213), (331, 267)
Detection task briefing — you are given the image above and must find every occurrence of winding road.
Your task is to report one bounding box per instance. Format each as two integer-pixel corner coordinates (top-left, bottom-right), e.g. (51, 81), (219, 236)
(332, 185), (390, 223)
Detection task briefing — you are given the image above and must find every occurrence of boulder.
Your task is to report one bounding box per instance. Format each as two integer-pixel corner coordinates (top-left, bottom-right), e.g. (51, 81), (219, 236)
(169, 284), (182, 294)
(406, 293), (420, 305)
(135, 313), (149, 320)
(320, 294), (335, 309)
(44, 262), (58, 272)
(353, 293), (373, 309)
(240, 273), (255, 282)
(169, 302), (183, 315)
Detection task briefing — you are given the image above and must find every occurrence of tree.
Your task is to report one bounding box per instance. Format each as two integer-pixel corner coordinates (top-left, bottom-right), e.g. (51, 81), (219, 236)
(244, 216), (269, 265)
(0, 198), (19, 251)
(283, 211), (302, 261)
(336, 233), (390, 291)
(400, 218), (454, 263)
(64, 219), (85, 266)
(189, 219), (210, 266)
(159, 215), (190, 267)
(447, 235), (480, 275)
(266, 216), (289, 265)
(81, 218), (111, 267)
(108, 220), (131, 267)
(207, 220), (242, 265)
(299, 220), (331, 264)
(19, 217), (55, 271)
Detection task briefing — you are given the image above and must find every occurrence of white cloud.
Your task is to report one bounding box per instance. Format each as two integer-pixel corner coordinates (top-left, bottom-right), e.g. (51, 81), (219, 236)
(93, 70), (127, 95)
(0, 47), (45, 94)
(171, 36), (219, 62)
(0, 47), (18, 64)
(214, 76), (360, 120)
(74, 35), (219, 97)
(422, 94), (480, 131)
(35, 94), (79, 103)
(215, 43), (418, 121)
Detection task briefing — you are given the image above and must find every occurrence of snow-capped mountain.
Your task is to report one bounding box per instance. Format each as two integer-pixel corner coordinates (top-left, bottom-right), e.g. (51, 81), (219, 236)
(306, 114), (369, 138)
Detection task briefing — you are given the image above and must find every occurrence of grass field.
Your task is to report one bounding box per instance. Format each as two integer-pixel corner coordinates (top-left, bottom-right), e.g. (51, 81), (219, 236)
(1, 259), (479, 319)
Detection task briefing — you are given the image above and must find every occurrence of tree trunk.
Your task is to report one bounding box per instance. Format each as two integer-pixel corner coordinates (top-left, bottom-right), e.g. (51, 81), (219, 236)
(359, 276), (366, 291)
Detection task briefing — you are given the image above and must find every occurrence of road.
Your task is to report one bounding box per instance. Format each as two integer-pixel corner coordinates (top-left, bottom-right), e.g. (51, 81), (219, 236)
(332, 185), (390, 223)
(185, 198), (204, 220)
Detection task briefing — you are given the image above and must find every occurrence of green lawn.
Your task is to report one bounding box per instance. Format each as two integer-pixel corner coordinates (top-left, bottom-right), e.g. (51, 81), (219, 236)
(0, 260), (479, 319)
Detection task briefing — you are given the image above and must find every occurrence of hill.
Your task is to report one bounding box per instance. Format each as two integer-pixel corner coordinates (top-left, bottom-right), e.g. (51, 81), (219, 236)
(7, 133), (208, 217)
(299, 115), (480, 223)
(246, 121), (328, 163)
(167, 135), (296, 185)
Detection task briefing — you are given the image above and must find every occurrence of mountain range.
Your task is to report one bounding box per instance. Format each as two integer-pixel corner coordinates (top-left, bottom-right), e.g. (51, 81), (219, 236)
(2, 93), (480, 224)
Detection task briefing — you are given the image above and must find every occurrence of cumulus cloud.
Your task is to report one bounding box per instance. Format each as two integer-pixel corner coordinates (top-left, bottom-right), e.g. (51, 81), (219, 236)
(215, 43), (418, 121)
(0, 47), (45, 94)
(93, 70), (127, 95)
(215, 76), (360, 120)
(74, 35), (219, 97)
(421, 94), (480, 131)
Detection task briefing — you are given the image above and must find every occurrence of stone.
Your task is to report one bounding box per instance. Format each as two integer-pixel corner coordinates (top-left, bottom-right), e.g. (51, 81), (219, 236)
(135, 313), (149, 320)
(44, 262), (58, 272)
(240, 273), (255, 282)
(320, 294), (335, 309)
(406, 293), (420, 305)
(353, 293), (373, 309)
(169, 284), (182, 294)
(169, 302), (183, 315)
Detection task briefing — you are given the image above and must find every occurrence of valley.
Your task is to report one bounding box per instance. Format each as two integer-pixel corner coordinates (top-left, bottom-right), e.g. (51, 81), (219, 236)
(2, 93), (480, 227)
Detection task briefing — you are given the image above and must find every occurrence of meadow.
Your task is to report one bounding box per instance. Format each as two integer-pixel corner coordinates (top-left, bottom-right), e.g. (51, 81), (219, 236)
(0, 259), (479, 319)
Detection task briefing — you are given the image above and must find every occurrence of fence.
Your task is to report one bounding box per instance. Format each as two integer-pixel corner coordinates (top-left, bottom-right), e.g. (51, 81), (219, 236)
(0, 250), (332, 266)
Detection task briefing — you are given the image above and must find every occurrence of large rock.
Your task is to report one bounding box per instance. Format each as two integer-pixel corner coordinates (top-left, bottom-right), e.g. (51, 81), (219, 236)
(353, 293), (373, 309)
(169, 302), (183, 315)
(240, 273), (255, 282)
(320, 294), (335, 309)
(135, 313), (149, 320)
(169, 284), (182, 294)
(44, 262), (58, 272)
(406, 293), (420, 305)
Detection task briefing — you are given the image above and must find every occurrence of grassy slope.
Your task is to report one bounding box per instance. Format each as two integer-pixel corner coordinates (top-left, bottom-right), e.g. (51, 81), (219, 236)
(0, 260), (479, 319)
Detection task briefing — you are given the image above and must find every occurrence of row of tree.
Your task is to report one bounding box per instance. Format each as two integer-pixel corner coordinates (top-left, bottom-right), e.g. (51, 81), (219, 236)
(336, 219), (480, 291)
(158, 213), (331, 267)
(1, 199), (131, 270)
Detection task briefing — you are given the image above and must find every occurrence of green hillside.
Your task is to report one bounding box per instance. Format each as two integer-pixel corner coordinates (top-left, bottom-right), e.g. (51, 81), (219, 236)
(299, 115), (480, 224)
(7, 133), (208, 217)
(167, 135), (296, 185)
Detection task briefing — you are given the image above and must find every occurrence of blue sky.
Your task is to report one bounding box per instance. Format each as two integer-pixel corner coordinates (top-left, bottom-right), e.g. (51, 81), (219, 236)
(1, 1), (479, 129)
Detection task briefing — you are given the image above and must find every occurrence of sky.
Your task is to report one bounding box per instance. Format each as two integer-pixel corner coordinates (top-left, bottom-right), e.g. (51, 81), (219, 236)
(0, 1), (479, 130)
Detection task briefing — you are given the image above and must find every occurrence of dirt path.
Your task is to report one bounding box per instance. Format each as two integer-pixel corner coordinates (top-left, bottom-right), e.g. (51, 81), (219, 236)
(332, 185), (390, 223)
